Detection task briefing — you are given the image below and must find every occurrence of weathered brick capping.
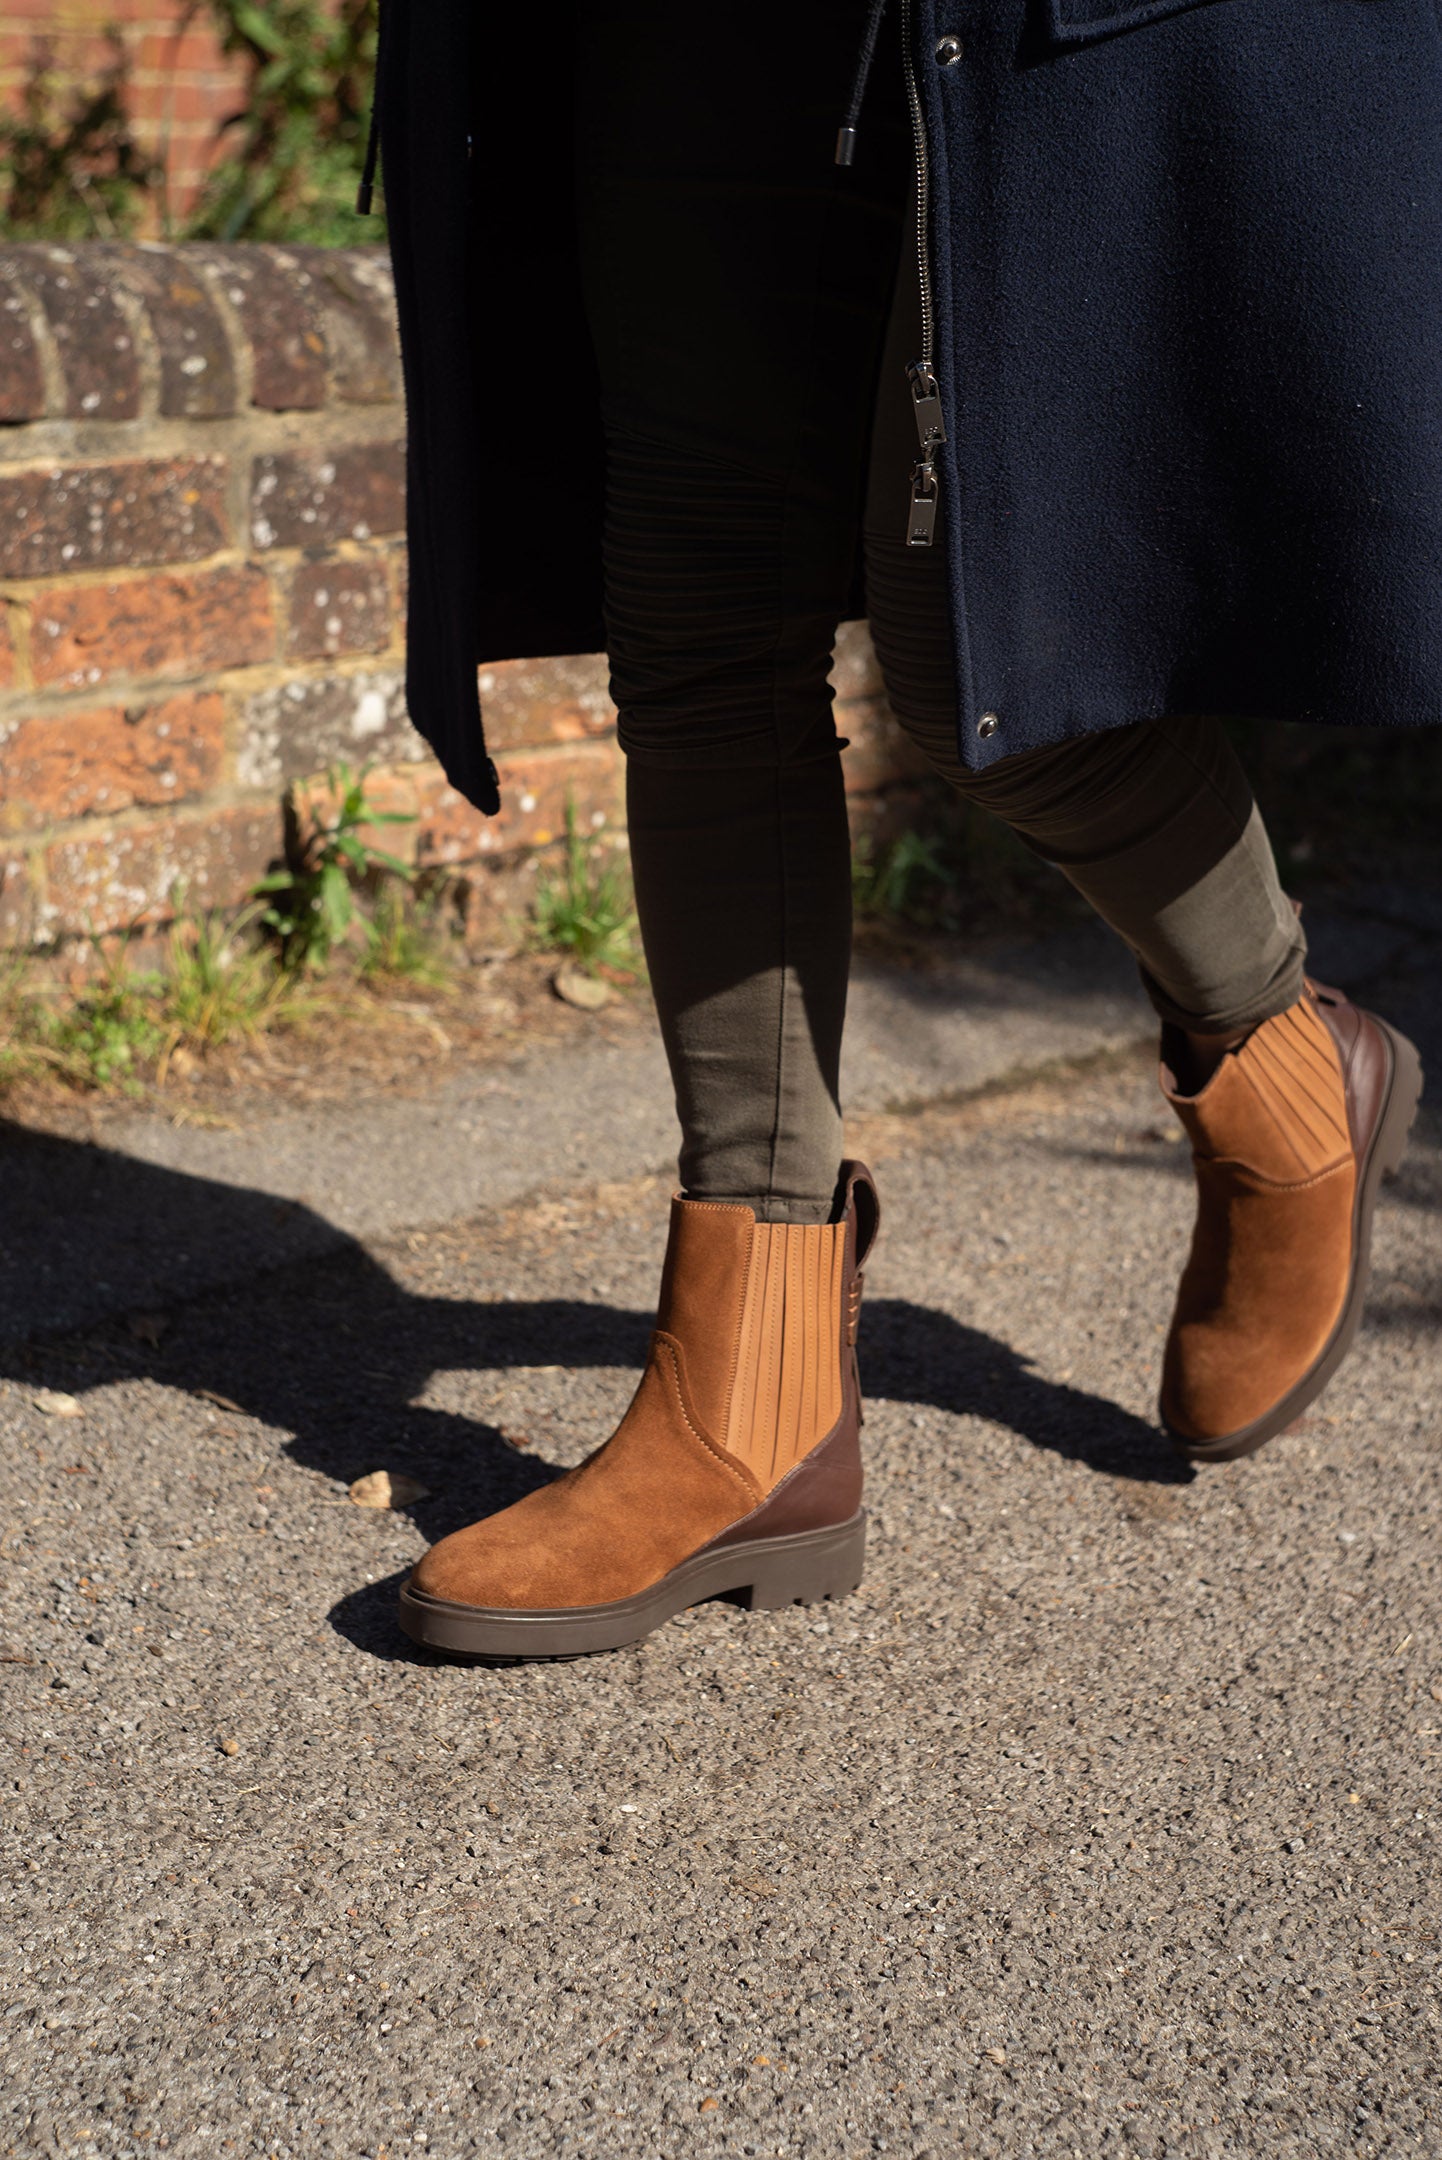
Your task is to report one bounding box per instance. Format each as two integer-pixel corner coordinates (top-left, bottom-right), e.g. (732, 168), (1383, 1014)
(0, 242), (915, 951)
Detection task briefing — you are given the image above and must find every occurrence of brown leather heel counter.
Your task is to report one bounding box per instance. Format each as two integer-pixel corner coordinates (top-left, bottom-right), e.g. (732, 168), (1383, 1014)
(701, 1401), (863, 1549)
(1310, 982), (1392, 1163)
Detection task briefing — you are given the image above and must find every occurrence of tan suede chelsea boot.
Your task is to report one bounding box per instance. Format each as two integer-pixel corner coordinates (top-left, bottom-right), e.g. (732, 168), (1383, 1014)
(398, 1160), (881, 1658)
(1159, 980), (1422, 1462)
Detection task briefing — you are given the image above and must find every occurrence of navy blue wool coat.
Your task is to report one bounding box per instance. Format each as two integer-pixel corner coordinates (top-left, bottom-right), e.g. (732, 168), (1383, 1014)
(375, 0), (1442, 814)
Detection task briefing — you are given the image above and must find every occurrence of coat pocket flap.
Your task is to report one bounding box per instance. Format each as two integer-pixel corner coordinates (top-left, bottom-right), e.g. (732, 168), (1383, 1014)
(1041, 0), (1232, 47)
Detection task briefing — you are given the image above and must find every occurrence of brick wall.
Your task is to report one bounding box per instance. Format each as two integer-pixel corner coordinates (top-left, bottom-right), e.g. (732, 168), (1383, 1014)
(0, 241), (917, 954)
(1, 2), (255, 229)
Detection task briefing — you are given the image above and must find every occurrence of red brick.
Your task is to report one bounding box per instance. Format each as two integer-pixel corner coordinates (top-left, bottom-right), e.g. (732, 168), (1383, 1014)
(1, 692), (226, 831)
(290, 248), (401, 405)
(283, 556), (394, 661)
(289, 765), (422, 869)
(90, 243), (236, 419)
(7, 247), (142, 421)
(250, 443), (405, 551)
(131, 22), (238, 77)
(29, 566), (274, 691)
(234, 668), (419, 790)
(0, 458), (230, 580)
(41, 803), (285, 941)
(0, 265), (45, 422)
(0, 849), (36, 948)
(135, 78), (233, 123)
(475, 654), (617, 753)
(451, 852), (550, 948)
(0, 603), (17, 690)
(413, 744), (622, 864)
(193, 246), (328, 412)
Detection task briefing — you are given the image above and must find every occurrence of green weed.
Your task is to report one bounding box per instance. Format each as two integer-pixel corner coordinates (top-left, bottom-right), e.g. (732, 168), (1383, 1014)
(531, 798), (642, 977)
(0, 776), (463, 1097)
(186, 0), (380, 245)
(255, 762), (417, 974)
(851, 827), (957, 927)
(16, 934), (169, 1095)
(0, 32), (158, 241)
(1, 902), (305, 1096)
(160, 899), (294, 1059)
(0, 4), (380, 246)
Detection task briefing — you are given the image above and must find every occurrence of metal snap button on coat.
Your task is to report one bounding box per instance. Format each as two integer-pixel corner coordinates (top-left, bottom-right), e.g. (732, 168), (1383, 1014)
(978, 712), (999, 738)
(935, 34), (964, 62)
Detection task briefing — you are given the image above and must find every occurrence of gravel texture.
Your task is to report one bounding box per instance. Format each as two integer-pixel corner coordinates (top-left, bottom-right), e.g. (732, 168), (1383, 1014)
(2, 1024), (1439, 2158)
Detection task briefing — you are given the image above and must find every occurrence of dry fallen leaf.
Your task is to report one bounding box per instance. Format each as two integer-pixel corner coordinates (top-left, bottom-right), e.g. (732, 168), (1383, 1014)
(33, 1389), (82, 1419)
(552, 964), (612, 1011)
(349, 1470), (431, 1510)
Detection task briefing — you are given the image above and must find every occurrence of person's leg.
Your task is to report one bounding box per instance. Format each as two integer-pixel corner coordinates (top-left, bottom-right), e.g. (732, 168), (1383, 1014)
(401, 0), (908, 1653)
(860, 231), (1307, 1049)
(571, 0), (912, 1225)
(859, 243), (1421, 1462)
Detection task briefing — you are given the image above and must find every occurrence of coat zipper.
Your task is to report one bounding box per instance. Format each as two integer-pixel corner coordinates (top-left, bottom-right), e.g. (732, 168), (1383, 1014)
(899, 0), (946, 546)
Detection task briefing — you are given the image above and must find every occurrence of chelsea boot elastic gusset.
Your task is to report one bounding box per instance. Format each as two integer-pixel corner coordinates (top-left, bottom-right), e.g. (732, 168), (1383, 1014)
(399, 1160), (881, 1658)
(1159, 980), (1421, 1462)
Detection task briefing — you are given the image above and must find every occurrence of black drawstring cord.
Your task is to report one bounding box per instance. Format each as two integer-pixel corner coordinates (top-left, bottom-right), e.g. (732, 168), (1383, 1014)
(355, 0), (385, 214)
(835, 0), (890, 165)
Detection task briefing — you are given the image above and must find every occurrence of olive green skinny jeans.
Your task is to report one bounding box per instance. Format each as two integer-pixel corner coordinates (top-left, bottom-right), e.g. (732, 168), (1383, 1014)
(581, 0), (1307, 1223)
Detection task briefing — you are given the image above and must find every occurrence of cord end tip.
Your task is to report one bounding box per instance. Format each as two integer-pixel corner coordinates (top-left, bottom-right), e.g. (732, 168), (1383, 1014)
(834, 125), (857, 167)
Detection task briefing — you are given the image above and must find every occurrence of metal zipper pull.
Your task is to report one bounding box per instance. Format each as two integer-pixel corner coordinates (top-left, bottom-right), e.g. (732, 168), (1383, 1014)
(907, 458), (939, 546)
(899, 0), (944, 546)
(906, 359), (946, 452)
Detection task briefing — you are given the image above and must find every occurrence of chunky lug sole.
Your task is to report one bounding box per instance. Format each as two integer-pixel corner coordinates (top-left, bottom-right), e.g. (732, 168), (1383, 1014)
(1166, 1017), (1423, 1464)
(397, 1511), (867, 1661)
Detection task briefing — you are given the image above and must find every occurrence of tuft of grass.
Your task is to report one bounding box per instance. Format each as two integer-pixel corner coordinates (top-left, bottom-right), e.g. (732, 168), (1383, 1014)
(158, 899), (298, 1073)
(0, 886), (457, 1110)
(0, 5), (380, 248)
(851, 828), (956, 927)
(0, 908), (306, 1098)
(360, 884), (453, 989)
(851, 789), (1087, 940)
(531, 797), (642, 978)
(0, 768), (468, 1100)
(1, 932), (165, 1095)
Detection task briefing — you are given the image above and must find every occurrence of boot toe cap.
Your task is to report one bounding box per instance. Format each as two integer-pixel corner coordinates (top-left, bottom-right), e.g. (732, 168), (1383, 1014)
(408, 1522), (496, 1607)
(408, 1507), (574, 1611)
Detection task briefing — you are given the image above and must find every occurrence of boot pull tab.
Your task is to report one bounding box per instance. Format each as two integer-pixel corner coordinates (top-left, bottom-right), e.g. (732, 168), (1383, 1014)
(839, 1158), (882, 1267)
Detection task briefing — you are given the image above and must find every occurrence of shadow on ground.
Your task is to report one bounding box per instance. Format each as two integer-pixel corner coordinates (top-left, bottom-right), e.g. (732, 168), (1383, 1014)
(1, 1124), (1191, 1633)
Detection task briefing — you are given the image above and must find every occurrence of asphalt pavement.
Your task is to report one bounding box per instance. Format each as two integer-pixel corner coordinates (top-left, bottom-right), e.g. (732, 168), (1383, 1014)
(1, 901), (1438, 2160)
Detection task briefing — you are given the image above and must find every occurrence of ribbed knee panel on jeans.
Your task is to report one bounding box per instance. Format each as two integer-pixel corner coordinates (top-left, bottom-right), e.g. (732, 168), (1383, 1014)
(604, 429), (845, 772)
